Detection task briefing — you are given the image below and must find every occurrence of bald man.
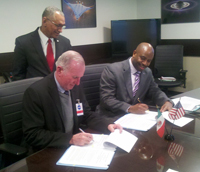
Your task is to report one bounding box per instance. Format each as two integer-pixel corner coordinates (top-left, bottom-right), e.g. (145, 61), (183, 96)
(97, 42), (173, 118)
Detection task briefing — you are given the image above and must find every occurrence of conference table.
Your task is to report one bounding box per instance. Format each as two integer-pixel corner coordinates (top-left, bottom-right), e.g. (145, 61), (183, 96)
(1, 89), (200, 172)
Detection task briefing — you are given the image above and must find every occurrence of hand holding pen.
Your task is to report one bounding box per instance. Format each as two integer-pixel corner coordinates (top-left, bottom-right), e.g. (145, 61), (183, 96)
(128, 98), (148, 114)
(69, 128), (93, 146)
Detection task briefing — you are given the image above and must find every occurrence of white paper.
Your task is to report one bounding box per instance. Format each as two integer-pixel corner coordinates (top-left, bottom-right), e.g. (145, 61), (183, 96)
(163, 111), (194, 127)
(104, 129), (138, 153)
(114, 111), (157, 131)
(172, 96), (200, 111)
(56, 145), (114, 170)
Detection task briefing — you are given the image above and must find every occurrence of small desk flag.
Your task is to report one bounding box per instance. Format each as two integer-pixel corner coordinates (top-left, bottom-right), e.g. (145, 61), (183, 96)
(168, 101), (185, 120)
(157, 109), (165, 138)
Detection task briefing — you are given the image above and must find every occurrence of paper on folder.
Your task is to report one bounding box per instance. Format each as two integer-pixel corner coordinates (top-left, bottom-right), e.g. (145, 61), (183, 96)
(114, 111), (157, 131)
(56, 129), (138, 170)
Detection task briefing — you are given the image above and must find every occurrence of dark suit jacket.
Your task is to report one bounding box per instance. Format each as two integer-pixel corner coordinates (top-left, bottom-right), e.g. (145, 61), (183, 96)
(22, 73), (111, 151)
(97, 59), (171, 117)
(13, 27), (72, 80)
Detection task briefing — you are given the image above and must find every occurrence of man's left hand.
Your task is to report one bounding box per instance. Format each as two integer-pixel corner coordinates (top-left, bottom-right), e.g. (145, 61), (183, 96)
(108, 124), (123, 133)
(160, 101), (173, 112)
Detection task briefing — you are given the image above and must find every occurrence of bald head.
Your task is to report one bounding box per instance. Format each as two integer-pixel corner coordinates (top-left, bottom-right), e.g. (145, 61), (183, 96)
(131, 42), (154, 71)
(55, 50), (85, 91)
(136, 42), (154, 57)
(56, 50), (85, 71)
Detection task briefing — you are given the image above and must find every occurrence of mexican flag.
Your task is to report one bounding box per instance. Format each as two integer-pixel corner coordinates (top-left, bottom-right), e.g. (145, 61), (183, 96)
(157, 109), (165, 138)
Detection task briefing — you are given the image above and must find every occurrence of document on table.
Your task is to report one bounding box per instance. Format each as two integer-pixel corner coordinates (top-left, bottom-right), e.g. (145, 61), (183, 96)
(172, 96), (200, 111)
(163, 111), (194, 127)
(56, 129), (138, 170)
(114, 111), (157, 131)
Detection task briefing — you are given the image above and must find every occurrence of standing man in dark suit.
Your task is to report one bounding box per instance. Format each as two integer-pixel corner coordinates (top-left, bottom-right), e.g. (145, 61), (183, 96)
(22, 50), (121, 151)
(97, 42), (173, 118)
(13, 6), (72, 80)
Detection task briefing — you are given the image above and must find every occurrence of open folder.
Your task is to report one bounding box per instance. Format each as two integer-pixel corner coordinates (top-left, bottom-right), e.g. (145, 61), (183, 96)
(56, 129), (138, 170)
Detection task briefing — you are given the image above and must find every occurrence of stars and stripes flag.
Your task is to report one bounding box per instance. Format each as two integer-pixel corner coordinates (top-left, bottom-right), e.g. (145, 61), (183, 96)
(157, 108), (165, 138)
(168, 142), (184, 160)
(168, 101), (185, 120)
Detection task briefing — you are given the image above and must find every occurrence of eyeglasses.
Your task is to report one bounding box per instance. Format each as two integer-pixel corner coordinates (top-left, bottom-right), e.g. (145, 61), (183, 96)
(47, 18), (66, 29)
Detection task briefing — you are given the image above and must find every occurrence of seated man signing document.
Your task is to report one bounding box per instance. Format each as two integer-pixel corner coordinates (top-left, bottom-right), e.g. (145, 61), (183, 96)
(22, 50), (121, 152)
(97, 42), (173, 118)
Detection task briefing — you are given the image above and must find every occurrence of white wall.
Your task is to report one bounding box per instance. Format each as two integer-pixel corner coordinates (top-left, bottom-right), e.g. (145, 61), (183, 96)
(136, 0), (200, 92)
(0, 0), (137, 53)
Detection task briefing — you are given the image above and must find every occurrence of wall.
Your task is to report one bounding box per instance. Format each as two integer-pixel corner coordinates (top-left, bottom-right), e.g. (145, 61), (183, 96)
(0, 0), (137, 53)
(136, 0), (200, 92)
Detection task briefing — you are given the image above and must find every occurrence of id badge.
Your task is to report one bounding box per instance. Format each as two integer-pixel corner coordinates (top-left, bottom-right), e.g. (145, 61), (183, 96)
(76, 99), (84, 116)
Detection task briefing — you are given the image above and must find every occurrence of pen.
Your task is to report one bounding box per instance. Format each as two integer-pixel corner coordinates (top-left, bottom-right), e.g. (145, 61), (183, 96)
(79, 128), (94, 142)
(79, 128), (85, 133)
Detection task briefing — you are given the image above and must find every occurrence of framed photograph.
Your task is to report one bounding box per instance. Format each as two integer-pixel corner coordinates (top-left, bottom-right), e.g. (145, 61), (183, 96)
(161, 0), (200, 24)
(61, 0), (96, 29)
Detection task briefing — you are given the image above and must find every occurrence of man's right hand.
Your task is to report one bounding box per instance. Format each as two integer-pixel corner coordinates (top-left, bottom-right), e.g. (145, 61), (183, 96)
(69, 133), (93, 146)
(128, 103), (148, 114)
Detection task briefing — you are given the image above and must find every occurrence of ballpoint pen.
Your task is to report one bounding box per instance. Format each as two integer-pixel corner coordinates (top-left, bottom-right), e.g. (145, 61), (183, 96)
(79, 128), (85, 133)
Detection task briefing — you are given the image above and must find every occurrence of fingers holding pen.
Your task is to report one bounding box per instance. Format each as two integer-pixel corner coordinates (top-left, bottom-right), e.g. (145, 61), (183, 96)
(69, 133), (93, 146)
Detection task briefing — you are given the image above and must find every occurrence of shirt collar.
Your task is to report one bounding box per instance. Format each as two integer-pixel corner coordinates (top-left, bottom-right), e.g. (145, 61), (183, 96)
(38, 28), (54, 45)
(54, 72), (65, 94)
(129, 57), (137, 75)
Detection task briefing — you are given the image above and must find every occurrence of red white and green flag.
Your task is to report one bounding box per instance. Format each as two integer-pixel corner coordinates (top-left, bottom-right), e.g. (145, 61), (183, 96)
(157, 109), (165, 138)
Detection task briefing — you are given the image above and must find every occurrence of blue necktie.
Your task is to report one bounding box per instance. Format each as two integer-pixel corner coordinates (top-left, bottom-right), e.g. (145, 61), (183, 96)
(133, 71), (141, 97)
(64, 91), (69, 95)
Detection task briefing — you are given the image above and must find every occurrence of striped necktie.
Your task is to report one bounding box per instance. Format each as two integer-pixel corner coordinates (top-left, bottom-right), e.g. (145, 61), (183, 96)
(133, 71), (141, 97)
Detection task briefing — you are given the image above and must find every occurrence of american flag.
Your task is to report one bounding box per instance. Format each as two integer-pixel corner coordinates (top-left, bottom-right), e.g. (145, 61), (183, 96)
(168, 142), (184, 160)
(168, 101), (185, 120)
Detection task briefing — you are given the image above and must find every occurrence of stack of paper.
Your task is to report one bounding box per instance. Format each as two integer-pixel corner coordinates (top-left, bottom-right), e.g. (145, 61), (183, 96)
(114, 111), (157, 131)
(158, 77), (176, 81)
(56, 129), (138, 170)
(172, 96), (200, 111)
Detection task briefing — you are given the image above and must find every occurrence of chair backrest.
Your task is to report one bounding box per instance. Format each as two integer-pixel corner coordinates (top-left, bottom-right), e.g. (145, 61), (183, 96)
(0, 52), (14, 82)
(81, 63), (108, 111)
(154, 45), (184, 78)
(0, 77), (43, 145)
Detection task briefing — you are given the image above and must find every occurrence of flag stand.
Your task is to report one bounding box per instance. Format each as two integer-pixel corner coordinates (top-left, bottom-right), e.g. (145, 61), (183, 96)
(164, 123), (175, 141)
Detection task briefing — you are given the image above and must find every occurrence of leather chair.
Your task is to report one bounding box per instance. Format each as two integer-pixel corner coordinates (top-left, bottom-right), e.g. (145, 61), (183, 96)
(81, 63), (108, 111)
(0, 77), (43, 168)
(153, 45), (187, 92)
(0, 52), (14, 83)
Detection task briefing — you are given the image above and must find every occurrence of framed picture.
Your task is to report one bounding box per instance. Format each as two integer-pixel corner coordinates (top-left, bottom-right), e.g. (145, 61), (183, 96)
(161, 0), (200, 24)
(61, 0), (96, 29)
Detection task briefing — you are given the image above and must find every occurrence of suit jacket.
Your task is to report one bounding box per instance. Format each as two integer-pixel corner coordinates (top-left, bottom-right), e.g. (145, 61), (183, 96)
(97, 59), (171, 117)
(22, 73), (111, 151)
(13, 27), (72, 80)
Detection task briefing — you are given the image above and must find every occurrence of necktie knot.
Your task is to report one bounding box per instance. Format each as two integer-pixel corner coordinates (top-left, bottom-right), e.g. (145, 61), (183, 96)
(134, 71), (141, 76)
(64, 91), (69, 95)
(48, 39), (52, 44)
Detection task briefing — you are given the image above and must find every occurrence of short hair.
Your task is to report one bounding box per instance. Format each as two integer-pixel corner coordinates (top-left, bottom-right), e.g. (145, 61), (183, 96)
(42, 6), (64, 19)
(56, 51), (85, 71)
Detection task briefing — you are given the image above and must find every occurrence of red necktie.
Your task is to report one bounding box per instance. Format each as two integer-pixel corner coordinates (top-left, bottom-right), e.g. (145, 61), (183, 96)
(46, 39), (54, 72)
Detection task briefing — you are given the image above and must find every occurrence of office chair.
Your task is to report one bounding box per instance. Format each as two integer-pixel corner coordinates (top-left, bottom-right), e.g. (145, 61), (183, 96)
(0, 77), (43, 168)
(81, 63), (108, 111)
(153, 45), (187, 92)
(0, 52), (14, 83)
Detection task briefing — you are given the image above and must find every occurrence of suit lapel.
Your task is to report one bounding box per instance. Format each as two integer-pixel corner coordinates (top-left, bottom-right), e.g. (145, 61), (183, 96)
(47, 74), (64, 126)
(31, 28), (51, 72)
(123, 60), (134, 101)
